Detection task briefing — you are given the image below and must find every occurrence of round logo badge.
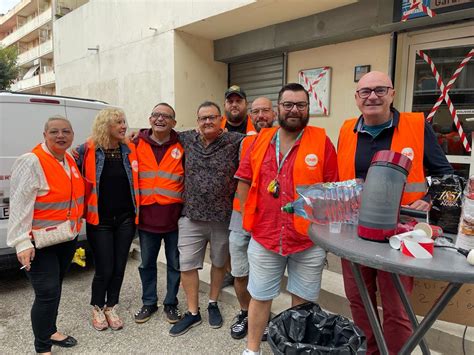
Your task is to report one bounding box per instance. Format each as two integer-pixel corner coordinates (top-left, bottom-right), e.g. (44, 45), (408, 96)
(71, 166), (80, 179)
(305, 154), (318, 167)
(247, 130), (257, 136)
(131, 160), (139, 172)
(401, 147), (414, 161)
(171, 147), (182, 160)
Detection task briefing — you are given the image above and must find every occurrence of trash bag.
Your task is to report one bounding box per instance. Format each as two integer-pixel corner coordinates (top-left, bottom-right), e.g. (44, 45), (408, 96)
(268, 303), (366, 355)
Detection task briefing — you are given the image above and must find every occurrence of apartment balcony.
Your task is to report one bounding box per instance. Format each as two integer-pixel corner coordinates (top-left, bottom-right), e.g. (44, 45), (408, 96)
(17, 39), (53, 66)
(0, 8), (52, 47)
(11, 71), (55, 92)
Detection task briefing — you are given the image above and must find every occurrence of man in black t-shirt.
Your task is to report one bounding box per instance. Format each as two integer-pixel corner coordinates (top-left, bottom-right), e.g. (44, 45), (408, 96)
(221, 85), (257, 135)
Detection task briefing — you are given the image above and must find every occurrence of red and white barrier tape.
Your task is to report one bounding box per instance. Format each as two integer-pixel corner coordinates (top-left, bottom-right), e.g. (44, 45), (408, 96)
(299, 68), (329, 115)
(401, 235), (434, 259)
(426, 49), (474, 122)
(417, 49), (472, 152)
(401, 1), (435, 22)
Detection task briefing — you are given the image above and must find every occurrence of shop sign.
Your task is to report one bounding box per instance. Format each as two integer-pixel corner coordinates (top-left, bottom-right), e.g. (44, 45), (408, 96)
(431, 0), (473, 10)
(401, 0), (431, 19)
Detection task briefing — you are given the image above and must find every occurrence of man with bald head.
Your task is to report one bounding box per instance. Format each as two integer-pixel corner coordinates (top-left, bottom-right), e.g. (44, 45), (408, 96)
(229, 97), (275, 340)
(337, 71), (453, 354)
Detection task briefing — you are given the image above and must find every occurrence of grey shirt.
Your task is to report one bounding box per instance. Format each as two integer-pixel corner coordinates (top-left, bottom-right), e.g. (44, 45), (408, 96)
(178, 130), (244, 222)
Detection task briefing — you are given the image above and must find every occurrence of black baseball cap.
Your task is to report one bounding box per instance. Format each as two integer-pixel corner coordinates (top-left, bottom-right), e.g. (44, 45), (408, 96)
(225, 85), (246, 100)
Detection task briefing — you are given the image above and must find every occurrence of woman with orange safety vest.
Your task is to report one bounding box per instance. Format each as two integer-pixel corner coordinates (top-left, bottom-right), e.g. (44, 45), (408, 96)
(76, 108), (139, 332)
(7, 116), (84, 354)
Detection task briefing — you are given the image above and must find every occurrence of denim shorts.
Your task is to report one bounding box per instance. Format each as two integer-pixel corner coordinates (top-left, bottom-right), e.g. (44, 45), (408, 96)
(229, 229), (251, 277)
(178, 217), (230, 271)
(247, 238), (327, 301)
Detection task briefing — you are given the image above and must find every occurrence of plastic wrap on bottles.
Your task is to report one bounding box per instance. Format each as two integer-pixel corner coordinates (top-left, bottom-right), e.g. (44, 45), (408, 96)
(456, 175), (474, 251)
(282, 179), (364, 225)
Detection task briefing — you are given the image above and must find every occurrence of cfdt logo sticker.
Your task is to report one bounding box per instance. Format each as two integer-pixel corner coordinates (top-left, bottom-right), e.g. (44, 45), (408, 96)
(171, 148), (182, 159)
(305, 154), (318, 167)
(401, 147), (414, 161)
(132, 160), (139, 172)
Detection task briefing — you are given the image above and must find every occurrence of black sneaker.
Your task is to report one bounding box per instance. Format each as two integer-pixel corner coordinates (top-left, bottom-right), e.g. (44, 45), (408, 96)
(230, 310), (248, 339)
(169, 311), (202, 337)
(207, 302), (223, 328)
(261, 325), (269, 342)
(164, 305), (182, 324)
(221, 272), (234, 289)
(134, 305), (158, 324)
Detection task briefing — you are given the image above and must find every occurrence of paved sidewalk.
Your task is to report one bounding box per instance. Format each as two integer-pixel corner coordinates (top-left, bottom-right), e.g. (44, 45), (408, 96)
(0, 256), (271, 354)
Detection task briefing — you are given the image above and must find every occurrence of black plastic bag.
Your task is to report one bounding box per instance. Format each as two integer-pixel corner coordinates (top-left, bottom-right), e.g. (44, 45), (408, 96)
(428, 174), (465, 234)
(268, 303), (366, 355)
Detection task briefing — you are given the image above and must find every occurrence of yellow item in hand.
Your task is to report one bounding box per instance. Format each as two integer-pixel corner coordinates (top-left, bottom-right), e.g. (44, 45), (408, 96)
(72, 247), (86, 267)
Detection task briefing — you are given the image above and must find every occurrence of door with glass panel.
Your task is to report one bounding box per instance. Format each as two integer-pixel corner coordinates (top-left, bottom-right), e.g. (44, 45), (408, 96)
(405, 38), (474, 178)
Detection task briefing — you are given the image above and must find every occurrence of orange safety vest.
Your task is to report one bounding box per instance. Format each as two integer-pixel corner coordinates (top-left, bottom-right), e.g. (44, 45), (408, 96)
(221, 115), (257, 135)
(136, 139), (184, 205)
(233, 135), (257, 212)
(31, 144), (85, 234)
(338, 112), (426, 205)
(83, 140), (140, 225)
(243, 126), (326, 236)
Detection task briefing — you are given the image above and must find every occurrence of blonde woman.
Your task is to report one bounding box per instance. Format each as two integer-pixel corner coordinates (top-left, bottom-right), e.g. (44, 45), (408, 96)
(76, 108), (140, 331)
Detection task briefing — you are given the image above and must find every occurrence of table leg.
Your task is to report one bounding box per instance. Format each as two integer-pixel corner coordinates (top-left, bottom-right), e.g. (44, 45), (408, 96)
(390, 273), (430, 355)
(349, 261), (389, 355)
(399, 282), (462, 355)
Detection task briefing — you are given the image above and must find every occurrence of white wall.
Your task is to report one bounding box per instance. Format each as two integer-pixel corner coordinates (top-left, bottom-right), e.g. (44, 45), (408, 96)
(54, 0), (252, 128)
(288, 35), (391, 144)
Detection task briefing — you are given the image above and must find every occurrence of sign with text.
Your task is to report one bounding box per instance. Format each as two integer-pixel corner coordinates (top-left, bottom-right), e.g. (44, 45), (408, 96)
(431, 0), (473, 10)
(401, 0), (431, 19)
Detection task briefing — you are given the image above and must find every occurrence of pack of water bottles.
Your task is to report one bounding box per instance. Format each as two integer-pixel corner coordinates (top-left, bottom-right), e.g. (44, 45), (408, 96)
(282, 179), (364, 225)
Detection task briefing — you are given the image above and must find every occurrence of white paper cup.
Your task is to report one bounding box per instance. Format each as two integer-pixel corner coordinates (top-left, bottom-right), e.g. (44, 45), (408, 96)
(329, 222), (342, 233)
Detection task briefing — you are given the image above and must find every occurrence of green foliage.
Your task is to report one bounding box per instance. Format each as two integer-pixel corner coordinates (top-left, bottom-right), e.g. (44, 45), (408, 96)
(0, 45), (19, 90)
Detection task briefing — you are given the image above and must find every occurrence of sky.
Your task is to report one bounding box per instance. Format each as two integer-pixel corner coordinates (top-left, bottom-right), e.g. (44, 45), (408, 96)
(0, 0), (21, 14)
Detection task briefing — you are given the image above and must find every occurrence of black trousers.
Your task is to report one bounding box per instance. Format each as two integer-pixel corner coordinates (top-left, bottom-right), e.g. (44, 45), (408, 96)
(86, 214), (135, 307)
(26, 238), (77, 353)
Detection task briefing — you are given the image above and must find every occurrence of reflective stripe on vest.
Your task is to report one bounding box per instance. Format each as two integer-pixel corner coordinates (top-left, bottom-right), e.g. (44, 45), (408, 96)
(242, 126), (326, 236)
(233, 135), (257, 212)
(31, 144), (85, 234)
(337, 112), (426, 205)
(83, 141), (140, 225)
(136, 139), (184, 206)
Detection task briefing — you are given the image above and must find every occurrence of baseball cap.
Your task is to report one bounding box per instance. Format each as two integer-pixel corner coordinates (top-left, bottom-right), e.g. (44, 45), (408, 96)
(225, 85), (246, 100)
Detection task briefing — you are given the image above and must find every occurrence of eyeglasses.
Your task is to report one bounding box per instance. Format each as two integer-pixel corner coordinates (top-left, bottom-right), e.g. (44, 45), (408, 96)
(279, 101), (309, 111)
(197, 115), (220, 122)
(356, 86), (393, 99)
(250, 108), (273, 115)
(151, 112), (174, 120)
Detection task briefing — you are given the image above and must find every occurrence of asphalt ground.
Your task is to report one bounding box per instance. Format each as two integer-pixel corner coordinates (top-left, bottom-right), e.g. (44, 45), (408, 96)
(0, 256), (272, 354)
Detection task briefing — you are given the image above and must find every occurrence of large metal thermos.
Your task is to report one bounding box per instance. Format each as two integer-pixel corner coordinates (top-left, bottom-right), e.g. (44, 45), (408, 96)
(358, 150), (412, 242)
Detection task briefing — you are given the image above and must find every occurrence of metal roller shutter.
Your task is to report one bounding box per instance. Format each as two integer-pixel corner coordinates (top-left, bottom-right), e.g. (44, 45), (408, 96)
(228, 55), (286, 106)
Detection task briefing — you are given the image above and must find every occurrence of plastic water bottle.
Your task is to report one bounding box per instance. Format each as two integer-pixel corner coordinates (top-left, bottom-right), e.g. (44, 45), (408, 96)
(282, 179), (364, 225)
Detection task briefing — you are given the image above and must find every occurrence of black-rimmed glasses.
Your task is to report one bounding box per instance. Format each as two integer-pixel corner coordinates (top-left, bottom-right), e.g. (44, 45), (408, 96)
(356, 86), (393, 99)
(279, 101), (309, 111)
(197, 115), (220, 122)
(151, 112), (174, 120)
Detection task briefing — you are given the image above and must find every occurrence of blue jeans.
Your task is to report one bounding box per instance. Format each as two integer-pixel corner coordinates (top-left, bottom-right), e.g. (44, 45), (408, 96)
(138, 229), (180, 306)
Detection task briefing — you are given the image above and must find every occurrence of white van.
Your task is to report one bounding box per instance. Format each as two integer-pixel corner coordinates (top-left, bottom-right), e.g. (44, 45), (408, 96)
(0, 91), (113, 270)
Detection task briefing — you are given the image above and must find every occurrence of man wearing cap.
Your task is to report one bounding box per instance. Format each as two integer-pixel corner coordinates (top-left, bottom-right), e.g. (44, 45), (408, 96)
(236, 83), (338, 355)
(222, 85), (257, 135)
(338, 71), (453, 354)
(229, 97), (276, 340)
(132, 103), (184, 325)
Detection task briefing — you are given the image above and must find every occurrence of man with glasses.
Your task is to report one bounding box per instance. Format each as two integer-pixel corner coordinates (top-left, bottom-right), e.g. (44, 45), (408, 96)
(235, 83), (338, 355)
(229, 97), (275, 341)
(133, 103), (184, 325)
(169, 101), (245, 336)
(338, 71), (452, 354)
(221, 85), (257, 135)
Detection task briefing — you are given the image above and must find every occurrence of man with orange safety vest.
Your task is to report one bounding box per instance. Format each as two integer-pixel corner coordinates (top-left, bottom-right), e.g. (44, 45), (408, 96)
(221, 85), (257, 135)
(235, 83), (339, 355)
(132, 103), (184, 325)
(229, 97), (276, 341)
(338, 71), (453, 355)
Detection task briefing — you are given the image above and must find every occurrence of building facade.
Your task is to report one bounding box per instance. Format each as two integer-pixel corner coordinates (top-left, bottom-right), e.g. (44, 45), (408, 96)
(0, 0), (88, 94)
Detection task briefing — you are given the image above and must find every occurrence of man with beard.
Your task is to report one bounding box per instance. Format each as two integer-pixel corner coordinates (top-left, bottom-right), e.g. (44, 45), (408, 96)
(338, 71), (452, 355)
(229, 97), (275, 340)
(221, 85), (257, 135)
(235, 83), (338, 355)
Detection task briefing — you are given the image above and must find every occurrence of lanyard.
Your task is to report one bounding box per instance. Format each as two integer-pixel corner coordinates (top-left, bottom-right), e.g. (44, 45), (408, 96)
(275, 128), (304, 175)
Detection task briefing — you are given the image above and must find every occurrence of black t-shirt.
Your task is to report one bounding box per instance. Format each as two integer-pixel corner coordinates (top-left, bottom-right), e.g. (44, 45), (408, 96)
(98, 148), (134, 218)
(226, 117), (248, 134)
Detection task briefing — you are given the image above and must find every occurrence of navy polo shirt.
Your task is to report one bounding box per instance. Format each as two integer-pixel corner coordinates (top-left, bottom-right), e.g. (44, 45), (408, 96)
(352, 108), (453, 181)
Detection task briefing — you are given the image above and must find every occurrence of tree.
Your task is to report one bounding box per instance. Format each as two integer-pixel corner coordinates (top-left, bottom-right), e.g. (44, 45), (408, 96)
(0, 45), (19, 90)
